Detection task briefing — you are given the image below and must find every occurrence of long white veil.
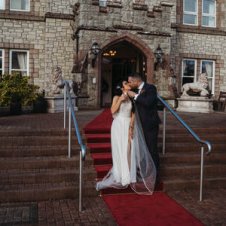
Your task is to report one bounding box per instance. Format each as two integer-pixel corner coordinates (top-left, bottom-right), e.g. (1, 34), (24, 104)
(130, 110), (156, 194)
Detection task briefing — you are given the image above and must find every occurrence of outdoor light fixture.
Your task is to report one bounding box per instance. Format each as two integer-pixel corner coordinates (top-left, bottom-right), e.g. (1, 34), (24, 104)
(154, 44), (164, 64)
(90, 42), (101, 67)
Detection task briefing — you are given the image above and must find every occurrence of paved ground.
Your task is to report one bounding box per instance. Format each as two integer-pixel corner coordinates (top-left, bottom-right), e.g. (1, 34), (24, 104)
(0, 110), (226, 226)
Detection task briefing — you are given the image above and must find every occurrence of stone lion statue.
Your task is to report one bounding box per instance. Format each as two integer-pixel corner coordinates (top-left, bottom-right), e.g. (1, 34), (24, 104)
(181, 73), (209, 97)
(51, 66), (80, 96)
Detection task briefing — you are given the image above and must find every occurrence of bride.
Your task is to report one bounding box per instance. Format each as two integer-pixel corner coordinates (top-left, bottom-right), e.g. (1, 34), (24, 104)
(96, 81), (156, 194)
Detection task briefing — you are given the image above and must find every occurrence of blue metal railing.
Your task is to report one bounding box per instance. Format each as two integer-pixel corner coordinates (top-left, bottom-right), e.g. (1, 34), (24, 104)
(63, 81), (86, 212)
(157, 95), (212, 201)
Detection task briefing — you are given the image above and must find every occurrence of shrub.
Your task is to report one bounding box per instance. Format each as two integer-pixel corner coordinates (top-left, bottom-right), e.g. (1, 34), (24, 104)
(0, 73), (39, 114)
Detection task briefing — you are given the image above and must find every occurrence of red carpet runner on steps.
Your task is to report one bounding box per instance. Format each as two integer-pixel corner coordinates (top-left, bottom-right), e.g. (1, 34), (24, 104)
(84, 109), (203, 226)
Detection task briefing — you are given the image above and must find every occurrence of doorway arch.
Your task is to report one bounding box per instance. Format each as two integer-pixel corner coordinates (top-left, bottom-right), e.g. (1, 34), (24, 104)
(99, 33), (154, 107)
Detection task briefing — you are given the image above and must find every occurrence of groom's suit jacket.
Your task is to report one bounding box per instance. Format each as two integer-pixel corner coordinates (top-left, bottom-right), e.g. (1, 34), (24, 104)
(135, 83), (161, 131)
(134, 82), (161, 170)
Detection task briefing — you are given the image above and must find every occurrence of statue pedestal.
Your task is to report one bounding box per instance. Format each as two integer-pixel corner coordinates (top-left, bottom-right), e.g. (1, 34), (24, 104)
(46, 96), (78, 113)
(176, 97), (213, 113)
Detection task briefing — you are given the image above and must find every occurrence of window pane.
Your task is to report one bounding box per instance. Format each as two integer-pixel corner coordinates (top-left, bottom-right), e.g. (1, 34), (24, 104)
(11, 51), (28, 76)
(202, 16), (215, 26)
(183, 60), (196, 77)
(10, 0), (29, 11)
(201, 60), (214, 93)
(201, 61), (213, 77)
(184, 0), (197, 12)
(0, 58), (2, 68)
(0, 0), (5, 9)
(0, 51), (2, 57)
(184, 14), (197, 24)
(203, 0), (215, 14)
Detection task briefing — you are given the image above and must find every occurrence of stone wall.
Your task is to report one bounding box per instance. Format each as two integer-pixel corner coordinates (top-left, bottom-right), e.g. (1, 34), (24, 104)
(0, 0), (75, 96)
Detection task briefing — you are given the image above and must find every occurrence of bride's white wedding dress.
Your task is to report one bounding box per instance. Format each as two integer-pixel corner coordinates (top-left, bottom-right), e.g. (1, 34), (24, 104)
(96, 99), (156, 194)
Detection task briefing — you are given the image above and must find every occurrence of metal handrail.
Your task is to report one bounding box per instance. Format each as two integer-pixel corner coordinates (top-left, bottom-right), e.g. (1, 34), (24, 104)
(157, 95), (212, 201)
(63, 81), (86, 212)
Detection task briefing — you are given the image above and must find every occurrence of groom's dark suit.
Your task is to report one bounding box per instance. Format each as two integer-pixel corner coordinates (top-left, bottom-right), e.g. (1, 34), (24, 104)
(134, 83), (161, 170)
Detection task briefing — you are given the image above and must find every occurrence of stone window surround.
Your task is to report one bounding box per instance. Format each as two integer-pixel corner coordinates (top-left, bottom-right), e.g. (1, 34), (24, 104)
(0, 43), (38, 79)
(177, 0), (221, 29)
(176, 53), (222, 96)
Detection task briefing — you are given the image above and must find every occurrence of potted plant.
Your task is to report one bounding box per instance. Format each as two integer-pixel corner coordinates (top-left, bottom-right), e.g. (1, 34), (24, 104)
(0, 73), (39, 115)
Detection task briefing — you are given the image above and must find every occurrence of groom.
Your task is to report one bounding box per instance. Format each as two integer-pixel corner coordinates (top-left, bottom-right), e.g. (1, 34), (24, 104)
(127, 73), (161, 173)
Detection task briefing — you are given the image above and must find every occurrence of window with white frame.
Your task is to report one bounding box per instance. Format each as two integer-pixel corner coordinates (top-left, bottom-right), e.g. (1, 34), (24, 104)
(10, 50), (29, 76)
(10, 0), (30, 11)
(0, 0), (5, 10)
(182, 59), (197, 85)
(201, 60), (215, 93)
(182, 59), (215, 94)
(202, 0), (216, 27)
(183, 0), (198, 25)
(0, 49), (4, 77)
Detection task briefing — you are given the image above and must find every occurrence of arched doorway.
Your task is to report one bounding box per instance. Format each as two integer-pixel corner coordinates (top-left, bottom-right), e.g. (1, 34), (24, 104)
(100, 40), (147, 107)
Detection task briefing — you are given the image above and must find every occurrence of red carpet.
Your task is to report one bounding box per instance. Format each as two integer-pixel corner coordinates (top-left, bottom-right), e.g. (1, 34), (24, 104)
(84, 109), (203, 226)
(103, 193), (203, 226)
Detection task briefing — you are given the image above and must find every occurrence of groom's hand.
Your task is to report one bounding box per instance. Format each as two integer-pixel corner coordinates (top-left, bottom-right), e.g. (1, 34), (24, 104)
(127, 91), (136, 98)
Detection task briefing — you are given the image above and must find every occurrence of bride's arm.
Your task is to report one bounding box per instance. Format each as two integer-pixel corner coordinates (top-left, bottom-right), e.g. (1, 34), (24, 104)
(111, 95), (125, 114)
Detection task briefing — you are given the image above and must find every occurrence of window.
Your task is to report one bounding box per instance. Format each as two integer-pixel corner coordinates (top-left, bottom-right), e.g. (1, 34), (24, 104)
(202, 0), (216, 27)
(183, 0), (198, 25)
(182, 59), (215, 94)
(0, 0), (5, 10)
(182, 59), (197, 85)
(10, 0), (30, 11)
(10, 50), (29, 76)
(0, 50), (4, 77)
(201, 60), (215, 93)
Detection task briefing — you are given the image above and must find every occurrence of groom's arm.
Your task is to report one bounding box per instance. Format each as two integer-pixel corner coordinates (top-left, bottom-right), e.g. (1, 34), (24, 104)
(135, 85), (158, 108)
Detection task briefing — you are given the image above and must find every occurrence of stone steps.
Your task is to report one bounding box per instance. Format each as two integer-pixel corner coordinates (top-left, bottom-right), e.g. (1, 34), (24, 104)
(0, 129), (96, 202)
(0, 181), (96, 202)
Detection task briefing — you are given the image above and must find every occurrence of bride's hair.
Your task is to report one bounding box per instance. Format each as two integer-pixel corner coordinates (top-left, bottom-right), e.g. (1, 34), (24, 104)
(114, 81), (123, 96)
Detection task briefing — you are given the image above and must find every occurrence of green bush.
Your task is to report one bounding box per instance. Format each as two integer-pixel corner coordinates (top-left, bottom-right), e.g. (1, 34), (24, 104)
(0, 74), (39, 114)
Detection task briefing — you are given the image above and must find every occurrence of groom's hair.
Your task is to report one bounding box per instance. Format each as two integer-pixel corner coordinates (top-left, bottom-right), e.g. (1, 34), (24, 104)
(129, 73), (143, 81)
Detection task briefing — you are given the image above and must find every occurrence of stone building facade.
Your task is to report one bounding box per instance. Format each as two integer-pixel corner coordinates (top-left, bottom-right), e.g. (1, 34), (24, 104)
(0, 0), (226, 109)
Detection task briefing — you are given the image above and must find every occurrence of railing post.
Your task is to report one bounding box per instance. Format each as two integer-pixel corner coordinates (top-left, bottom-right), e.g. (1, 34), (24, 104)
(200, 146), (204, 201)
(79, 151), (83, 212)
(64, 85), (67, 130)
(162, 107), (166, 155)
(68, 106), (72, 158)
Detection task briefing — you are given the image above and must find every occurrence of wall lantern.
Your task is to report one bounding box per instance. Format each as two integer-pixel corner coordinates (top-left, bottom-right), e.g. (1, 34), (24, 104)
(90, 42), (101, 67)
(154, 44), (164, 64)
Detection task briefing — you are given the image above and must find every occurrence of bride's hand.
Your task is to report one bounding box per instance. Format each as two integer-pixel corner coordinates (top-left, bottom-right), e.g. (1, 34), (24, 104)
(119, 93), (127, 101)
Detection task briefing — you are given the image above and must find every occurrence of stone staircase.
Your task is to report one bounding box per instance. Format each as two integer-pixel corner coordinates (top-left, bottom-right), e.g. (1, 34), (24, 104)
(0, 130), (96, 202)
(86, 122), (226, 193)
(159, 127), (226, 191)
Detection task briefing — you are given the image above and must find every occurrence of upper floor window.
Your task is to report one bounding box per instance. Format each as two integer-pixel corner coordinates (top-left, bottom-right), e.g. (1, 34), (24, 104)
(10, 0), (30, 11)
(0, 50), (4, 77)
(183, 0), (198, 25)
(202, 0), (216, 27)
(10, 50), (29, 76)
(0, 0), (5, 10)
(183, 0), (216, 28)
